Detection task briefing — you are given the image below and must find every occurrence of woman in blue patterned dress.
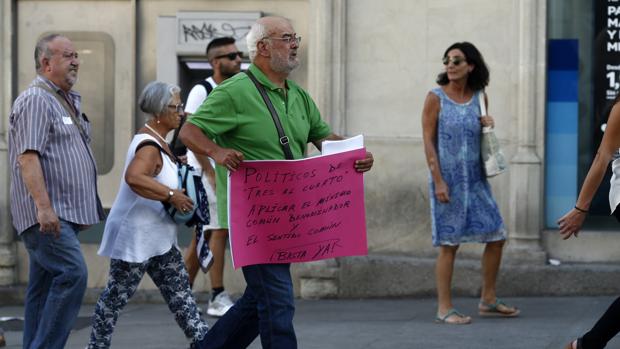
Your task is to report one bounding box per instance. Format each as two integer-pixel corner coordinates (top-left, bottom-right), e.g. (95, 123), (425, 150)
(422, 42), (519, 324)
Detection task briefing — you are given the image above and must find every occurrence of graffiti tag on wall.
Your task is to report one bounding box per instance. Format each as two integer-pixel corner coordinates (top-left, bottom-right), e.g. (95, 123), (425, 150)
(181, 21), (251, 43)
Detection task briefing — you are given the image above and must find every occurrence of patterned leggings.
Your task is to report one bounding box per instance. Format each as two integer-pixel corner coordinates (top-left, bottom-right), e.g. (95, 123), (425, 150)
(87, 247), (208, 349)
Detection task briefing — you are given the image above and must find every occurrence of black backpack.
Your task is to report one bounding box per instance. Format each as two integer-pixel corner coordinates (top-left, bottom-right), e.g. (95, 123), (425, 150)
(171, 80), (215, 156)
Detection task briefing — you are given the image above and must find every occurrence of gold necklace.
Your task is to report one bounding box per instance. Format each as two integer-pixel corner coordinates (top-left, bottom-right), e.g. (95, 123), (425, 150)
(144, 123), (168, 144)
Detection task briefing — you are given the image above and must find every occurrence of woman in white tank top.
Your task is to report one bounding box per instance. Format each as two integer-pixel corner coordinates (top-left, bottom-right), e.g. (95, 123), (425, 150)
(558, 96), (620, 349)
(87, 81), (210, 349)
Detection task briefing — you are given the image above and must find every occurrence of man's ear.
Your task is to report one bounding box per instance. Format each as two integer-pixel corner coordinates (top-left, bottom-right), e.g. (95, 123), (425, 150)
(41, 56), (50, 72)
(256, 40), (270, 57)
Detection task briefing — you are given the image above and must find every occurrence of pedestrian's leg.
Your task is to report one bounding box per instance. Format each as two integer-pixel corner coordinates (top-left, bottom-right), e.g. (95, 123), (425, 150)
(87, 259), (147, 349)
(581, 296), (620, 349)
(479, 240), (518, 316)
(199, 285), (260, 349)
(20, 227), (52, 349)
(480, 240), (504, 303)
(245, 263), (296, 349)
(184, 229), (200, 288)
(436, 245), (458, 313)
(208, 229), (228, 290)
(147, 248), (208, 346)
(23, 221), (88, 349)
(436, 245), (470, 323)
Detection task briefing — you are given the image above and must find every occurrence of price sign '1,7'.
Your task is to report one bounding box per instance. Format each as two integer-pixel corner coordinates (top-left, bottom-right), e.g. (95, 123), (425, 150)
(227, 149), (368, 269)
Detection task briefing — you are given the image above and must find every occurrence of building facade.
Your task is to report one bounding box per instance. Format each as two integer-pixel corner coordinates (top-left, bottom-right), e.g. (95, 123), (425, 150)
(0, 0), (617, 298)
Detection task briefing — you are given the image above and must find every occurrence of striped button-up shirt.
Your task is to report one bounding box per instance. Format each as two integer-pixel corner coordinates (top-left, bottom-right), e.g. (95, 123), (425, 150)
(9, 75), (104, 234)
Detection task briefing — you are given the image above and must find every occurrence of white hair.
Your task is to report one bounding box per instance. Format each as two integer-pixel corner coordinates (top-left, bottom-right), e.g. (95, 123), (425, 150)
(246, 21), (268, 62)
(138, 81), (180, 116)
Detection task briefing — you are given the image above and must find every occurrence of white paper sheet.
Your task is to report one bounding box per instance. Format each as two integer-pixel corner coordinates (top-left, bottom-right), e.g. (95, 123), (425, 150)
(321, 134), (364, 155)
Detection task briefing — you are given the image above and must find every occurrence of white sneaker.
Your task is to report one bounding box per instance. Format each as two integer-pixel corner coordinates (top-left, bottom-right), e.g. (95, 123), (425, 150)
(206, 291), (234, 317)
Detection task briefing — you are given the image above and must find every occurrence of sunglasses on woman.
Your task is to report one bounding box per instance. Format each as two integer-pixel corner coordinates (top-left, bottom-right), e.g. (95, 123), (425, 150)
(442, 56), (467, 66)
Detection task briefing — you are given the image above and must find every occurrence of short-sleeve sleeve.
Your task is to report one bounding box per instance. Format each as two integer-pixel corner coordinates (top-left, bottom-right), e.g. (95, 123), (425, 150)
(304, 92), (332, 142)
(186, 87), (238, 139)
(185, 84), (207, 114)
(11, 94), (52, 155)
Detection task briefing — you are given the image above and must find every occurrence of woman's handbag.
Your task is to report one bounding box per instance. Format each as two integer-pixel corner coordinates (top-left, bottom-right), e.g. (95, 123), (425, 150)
(145, 139), (210, 226)
(164, 163), (209, 226)
(478, 92), (507, 177)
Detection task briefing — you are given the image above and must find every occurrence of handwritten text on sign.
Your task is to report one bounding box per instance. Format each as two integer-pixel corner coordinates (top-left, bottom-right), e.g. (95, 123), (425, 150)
(228, 149), (368, 268)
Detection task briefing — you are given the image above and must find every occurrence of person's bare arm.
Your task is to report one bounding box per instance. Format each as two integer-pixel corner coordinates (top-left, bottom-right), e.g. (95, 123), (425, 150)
(179, 122), (244, 172)
(312, 134), (374, 172)
(17, 151), (60, 236)
(558, 103), (620, 239)
(422, 92), (449, 203)
(125, 144), (194, 213)
(195, 152), (216, 189)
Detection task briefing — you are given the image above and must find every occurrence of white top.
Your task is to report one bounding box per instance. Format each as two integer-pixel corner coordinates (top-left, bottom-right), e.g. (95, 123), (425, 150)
(610, 154), (620, 214)
(185, 77), (217, 171)
(185, 76), (217, 114)
(98, 134), (179, 263)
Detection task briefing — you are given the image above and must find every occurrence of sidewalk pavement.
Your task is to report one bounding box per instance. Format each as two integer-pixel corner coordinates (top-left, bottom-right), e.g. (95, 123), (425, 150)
(1, 296), (619, 349)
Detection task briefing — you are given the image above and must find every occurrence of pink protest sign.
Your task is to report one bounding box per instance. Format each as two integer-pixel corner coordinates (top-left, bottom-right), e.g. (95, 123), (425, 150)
(228, 148), (368, 268)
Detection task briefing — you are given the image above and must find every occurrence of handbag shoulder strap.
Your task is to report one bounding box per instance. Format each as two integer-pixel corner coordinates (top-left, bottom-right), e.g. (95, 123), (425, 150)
(33, 82), (88, 139)
(245, 70), (294, 160)
(478, 90), (487, 116)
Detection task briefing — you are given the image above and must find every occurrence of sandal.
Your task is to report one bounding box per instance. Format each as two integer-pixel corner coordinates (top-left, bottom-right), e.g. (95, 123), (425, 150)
(564, 338), (583, 349)
(478, 298), (520, 317)
(435, 308), (472, 325)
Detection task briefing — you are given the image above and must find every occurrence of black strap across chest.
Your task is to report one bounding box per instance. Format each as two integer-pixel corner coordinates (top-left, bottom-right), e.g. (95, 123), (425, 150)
(245, 70), (294, 160)
(33, 82), (88, 140)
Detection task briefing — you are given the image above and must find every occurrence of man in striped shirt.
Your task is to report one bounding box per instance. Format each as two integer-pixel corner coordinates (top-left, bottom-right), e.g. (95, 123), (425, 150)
(8, 33), (104, 349)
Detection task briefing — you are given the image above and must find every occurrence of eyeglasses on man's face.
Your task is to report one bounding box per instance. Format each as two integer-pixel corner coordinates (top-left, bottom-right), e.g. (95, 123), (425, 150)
(214, 51), (244, 60)
(264, 34), (302, 45)
(442, 56), (467, 66)
(167, 103), (184, 113)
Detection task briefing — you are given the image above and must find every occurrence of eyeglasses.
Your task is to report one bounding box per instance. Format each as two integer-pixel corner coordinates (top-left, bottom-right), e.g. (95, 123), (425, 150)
(442, 56), (466, 66)
(214, 51), (244, 60)
(264, 35), (302, 45)
(167, 103), (184, 113)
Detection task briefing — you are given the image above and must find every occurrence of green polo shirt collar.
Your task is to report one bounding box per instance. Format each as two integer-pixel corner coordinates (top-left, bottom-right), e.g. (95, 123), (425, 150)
(248, 64), (291, 92)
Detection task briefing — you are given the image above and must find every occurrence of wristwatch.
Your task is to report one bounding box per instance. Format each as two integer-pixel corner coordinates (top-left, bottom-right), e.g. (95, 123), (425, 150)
(166, 189), (174, 202)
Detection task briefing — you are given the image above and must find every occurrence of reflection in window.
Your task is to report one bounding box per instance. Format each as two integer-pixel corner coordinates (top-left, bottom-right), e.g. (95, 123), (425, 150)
(44, 31), (116, 174)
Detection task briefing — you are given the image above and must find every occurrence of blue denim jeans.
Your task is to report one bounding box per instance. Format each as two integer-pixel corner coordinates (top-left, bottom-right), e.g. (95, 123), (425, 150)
(20, 220), (88, 349)
(199, 263), (296, 349)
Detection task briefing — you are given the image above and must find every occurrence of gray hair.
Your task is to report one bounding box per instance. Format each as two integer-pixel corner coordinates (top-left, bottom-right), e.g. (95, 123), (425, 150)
(246, 21), (268, 62)
(138, 81), (180, 116)
(34, 33), (63, 73)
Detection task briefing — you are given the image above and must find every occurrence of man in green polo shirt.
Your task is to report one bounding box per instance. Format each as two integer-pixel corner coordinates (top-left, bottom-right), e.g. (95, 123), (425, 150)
(180, 16), (373, 349)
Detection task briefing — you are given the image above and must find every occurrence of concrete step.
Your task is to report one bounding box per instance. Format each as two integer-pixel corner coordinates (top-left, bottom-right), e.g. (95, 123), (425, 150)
(338, 255), (620, 298)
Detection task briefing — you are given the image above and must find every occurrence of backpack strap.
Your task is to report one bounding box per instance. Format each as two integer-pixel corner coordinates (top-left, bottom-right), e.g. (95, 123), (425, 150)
(170, 79), (215, 156)
(198, 79), (215, 96)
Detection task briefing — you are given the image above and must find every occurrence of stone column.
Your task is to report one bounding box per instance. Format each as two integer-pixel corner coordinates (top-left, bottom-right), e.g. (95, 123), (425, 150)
(307, 0), (347, 135)
(0, 0), (16, 285)
(298, 0), (347, 298)
(504, 0), (547, 264)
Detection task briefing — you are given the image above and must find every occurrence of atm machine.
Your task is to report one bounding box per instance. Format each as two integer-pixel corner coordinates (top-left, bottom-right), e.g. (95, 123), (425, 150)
(177, 57), (251, 107)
